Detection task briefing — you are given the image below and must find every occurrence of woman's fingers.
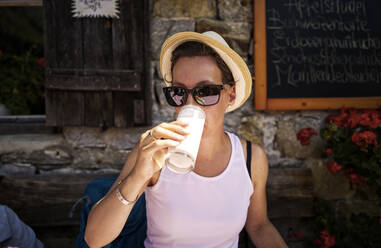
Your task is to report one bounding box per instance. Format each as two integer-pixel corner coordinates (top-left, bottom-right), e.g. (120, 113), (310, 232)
(150, 121), (190, 141)
(141, 139), (178, 171)
(152, 149), (167, 170)
(134, 121), (189, 178)
(142, 138), (179, 152)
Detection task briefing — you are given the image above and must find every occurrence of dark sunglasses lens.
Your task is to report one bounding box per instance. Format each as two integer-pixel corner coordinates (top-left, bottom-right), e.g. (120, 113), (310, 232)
(194, 86), (221, 106)
(163, 87), (186, 106)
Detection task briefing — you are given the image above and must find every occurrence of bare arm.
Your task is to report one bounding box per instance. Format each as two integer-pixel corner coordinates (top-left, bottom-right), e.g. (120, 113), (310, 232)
(84, 121), (188, 248)
(84, 145), (147, 248)
(244, 143), (288, 248)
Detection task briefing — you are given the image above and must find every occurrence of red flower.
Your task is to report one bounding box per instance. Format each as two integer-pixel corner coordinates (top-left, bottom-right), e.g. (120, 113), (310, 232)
(345, 115), (360, 129)
(325, 114), (345, 127)
(347, 173), (365, 187)
(324, 108), (379, 129)
(38, 57), (45, 68)
(297, 128), (318, 146)
(341, 108), (360, 129)
(317, 230), (336, 248)
(325, 235), (335, 248)
(359, 110), (381, 129)
(325, 148), (333, 156)
(344, 168), (365, 187)
(0, 49), (3, 56)
(359, 113), (371, 127)
(351, 131), (379, 150)
(325, 114), (335, 124)
(327, 161), (343, 174)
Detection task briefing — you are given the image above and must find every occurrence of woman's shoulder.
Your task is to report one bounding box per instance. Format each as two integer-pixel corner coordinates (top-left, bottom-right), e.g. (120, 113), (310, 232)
(238, 137), (268, 185)
(238, 137), (266, 161)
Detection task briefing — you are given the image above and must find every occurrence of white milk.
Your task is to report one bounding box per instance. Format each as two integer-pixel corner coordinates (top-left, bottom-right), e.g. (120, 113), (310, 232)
(165, 105), (205, 174)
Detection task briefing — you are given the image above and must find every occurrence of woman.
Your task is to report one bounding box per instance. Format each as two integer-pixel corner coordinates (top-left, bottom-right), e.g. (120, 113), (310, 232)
(84, 31), (287, 248)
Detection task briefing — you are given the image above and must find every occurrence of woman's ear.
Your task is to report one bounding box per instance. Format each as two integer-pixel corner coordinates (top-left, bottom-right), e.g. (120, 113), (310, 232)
(227, 85), (236, 106)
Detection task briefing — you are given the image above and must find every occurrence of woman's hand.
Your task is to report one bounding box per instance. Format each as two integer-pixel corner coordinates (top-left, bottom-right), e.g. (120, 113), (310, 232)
(130, 120), (189, 182)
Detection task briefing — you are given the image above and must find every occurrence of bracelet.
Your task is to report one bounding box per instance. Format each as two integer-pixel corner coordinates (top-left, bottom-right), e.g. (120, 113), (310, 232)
(115, 181), (139, 206)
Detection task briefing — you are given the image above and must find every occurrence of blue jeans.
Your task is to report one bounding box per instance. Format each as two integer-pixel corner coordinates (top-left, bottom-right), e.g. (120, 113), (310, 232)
(0, 205), (44, 248)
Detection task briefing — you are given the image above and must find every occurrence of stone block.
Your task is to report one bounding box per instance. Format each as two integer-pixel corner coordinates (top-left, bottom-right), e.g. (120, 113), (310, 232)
(218, 0), (253, 22)
(1, 145), (72, 170)
(195, 18), (232, 34)
(71, 148), (129, 170)
(1, 151), (28, 164)
(0, 163), (36, 176)
(275, 119), (324, 159)
(223, 111), (243, 134)
(62, 127), (146, 169)
(238, 114), (278, 155)
(152, 60), (162, 80)
(0, 134), (64, 154)
(106, 127), (146, 150)
(152, 85), (177, 124)
(306, 159), (355, 200)
(63, 127), (145, 151)
(153, 79), (167, 106)
(152, 104), (177, 126)
(237, 115), (263, 146)
(63, 127), (106, 149)
(154, 0), (216, 18)
(196, 19), (252, 57)
(151, 18), (195, 60)
(224, 35), (251, 58)
(275, 120), (300, 157)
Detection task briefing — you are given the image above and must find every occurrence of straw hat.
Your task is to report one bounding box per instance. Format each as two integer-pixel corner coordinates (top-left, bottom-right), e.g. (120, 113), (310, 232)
(160, 31), (252, 113)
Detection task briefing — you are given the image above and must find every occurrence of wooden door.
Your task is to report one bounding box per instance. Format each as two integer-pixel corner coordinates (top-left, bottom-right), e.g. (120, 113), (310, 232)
(43, 0), (151, 128)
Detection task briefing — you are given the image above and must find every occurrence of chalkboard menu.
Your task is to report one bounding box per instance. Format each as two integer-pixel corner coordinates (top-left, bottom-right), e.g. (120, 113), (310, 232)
(254, 0), (381, 109)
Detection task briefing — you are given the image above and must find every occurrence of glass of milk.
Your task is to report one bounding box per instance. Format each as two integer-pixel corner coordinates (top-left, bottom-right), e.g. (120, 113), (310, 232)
(165, 105), (206, 174)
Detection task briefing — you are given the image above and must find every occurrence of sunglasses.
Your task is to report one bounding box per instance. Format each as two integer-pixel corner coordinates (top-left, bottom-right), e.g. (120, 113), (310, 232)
(163, 84), (228, 107)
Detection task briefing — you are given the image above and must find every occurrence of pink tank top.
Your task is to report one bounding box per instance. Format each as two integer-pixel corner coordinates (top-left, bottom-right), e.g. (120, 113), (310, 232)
(144, 132), (254, 248)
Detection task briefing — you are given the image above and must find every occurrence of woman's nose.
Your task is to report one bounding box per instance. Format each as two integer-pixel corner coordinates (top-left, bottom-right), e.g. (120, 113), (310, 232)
(185, 92), (196, 105)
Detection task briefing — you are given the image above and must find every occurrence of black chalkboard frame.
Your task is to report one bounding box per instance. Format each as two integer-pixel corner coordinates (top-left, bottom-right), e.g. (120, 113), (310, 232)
(253, 0), (381, 110)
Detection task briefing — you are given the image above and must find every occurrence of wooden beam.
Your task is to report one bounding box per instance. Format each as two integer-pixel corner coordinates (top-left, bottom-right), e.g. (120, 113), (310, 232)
(253, 0), (267, 110)
(0, 115), (56, 135)
(267, 168), (314, 218)
(0, 0), (42, 6)
(45, 69), (141, 91)
(268, 97), (381, 110)
(0, 174), (118, 226)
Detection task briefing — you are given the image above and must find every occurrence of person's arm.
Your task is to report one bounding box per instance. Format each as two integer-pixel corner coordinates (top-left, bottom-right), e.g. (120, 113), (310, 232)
(0, 205), (44, 248)
(245, 144), (288, 248)
(84, 121), (188, 248)
(84, 145), (148, 248)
